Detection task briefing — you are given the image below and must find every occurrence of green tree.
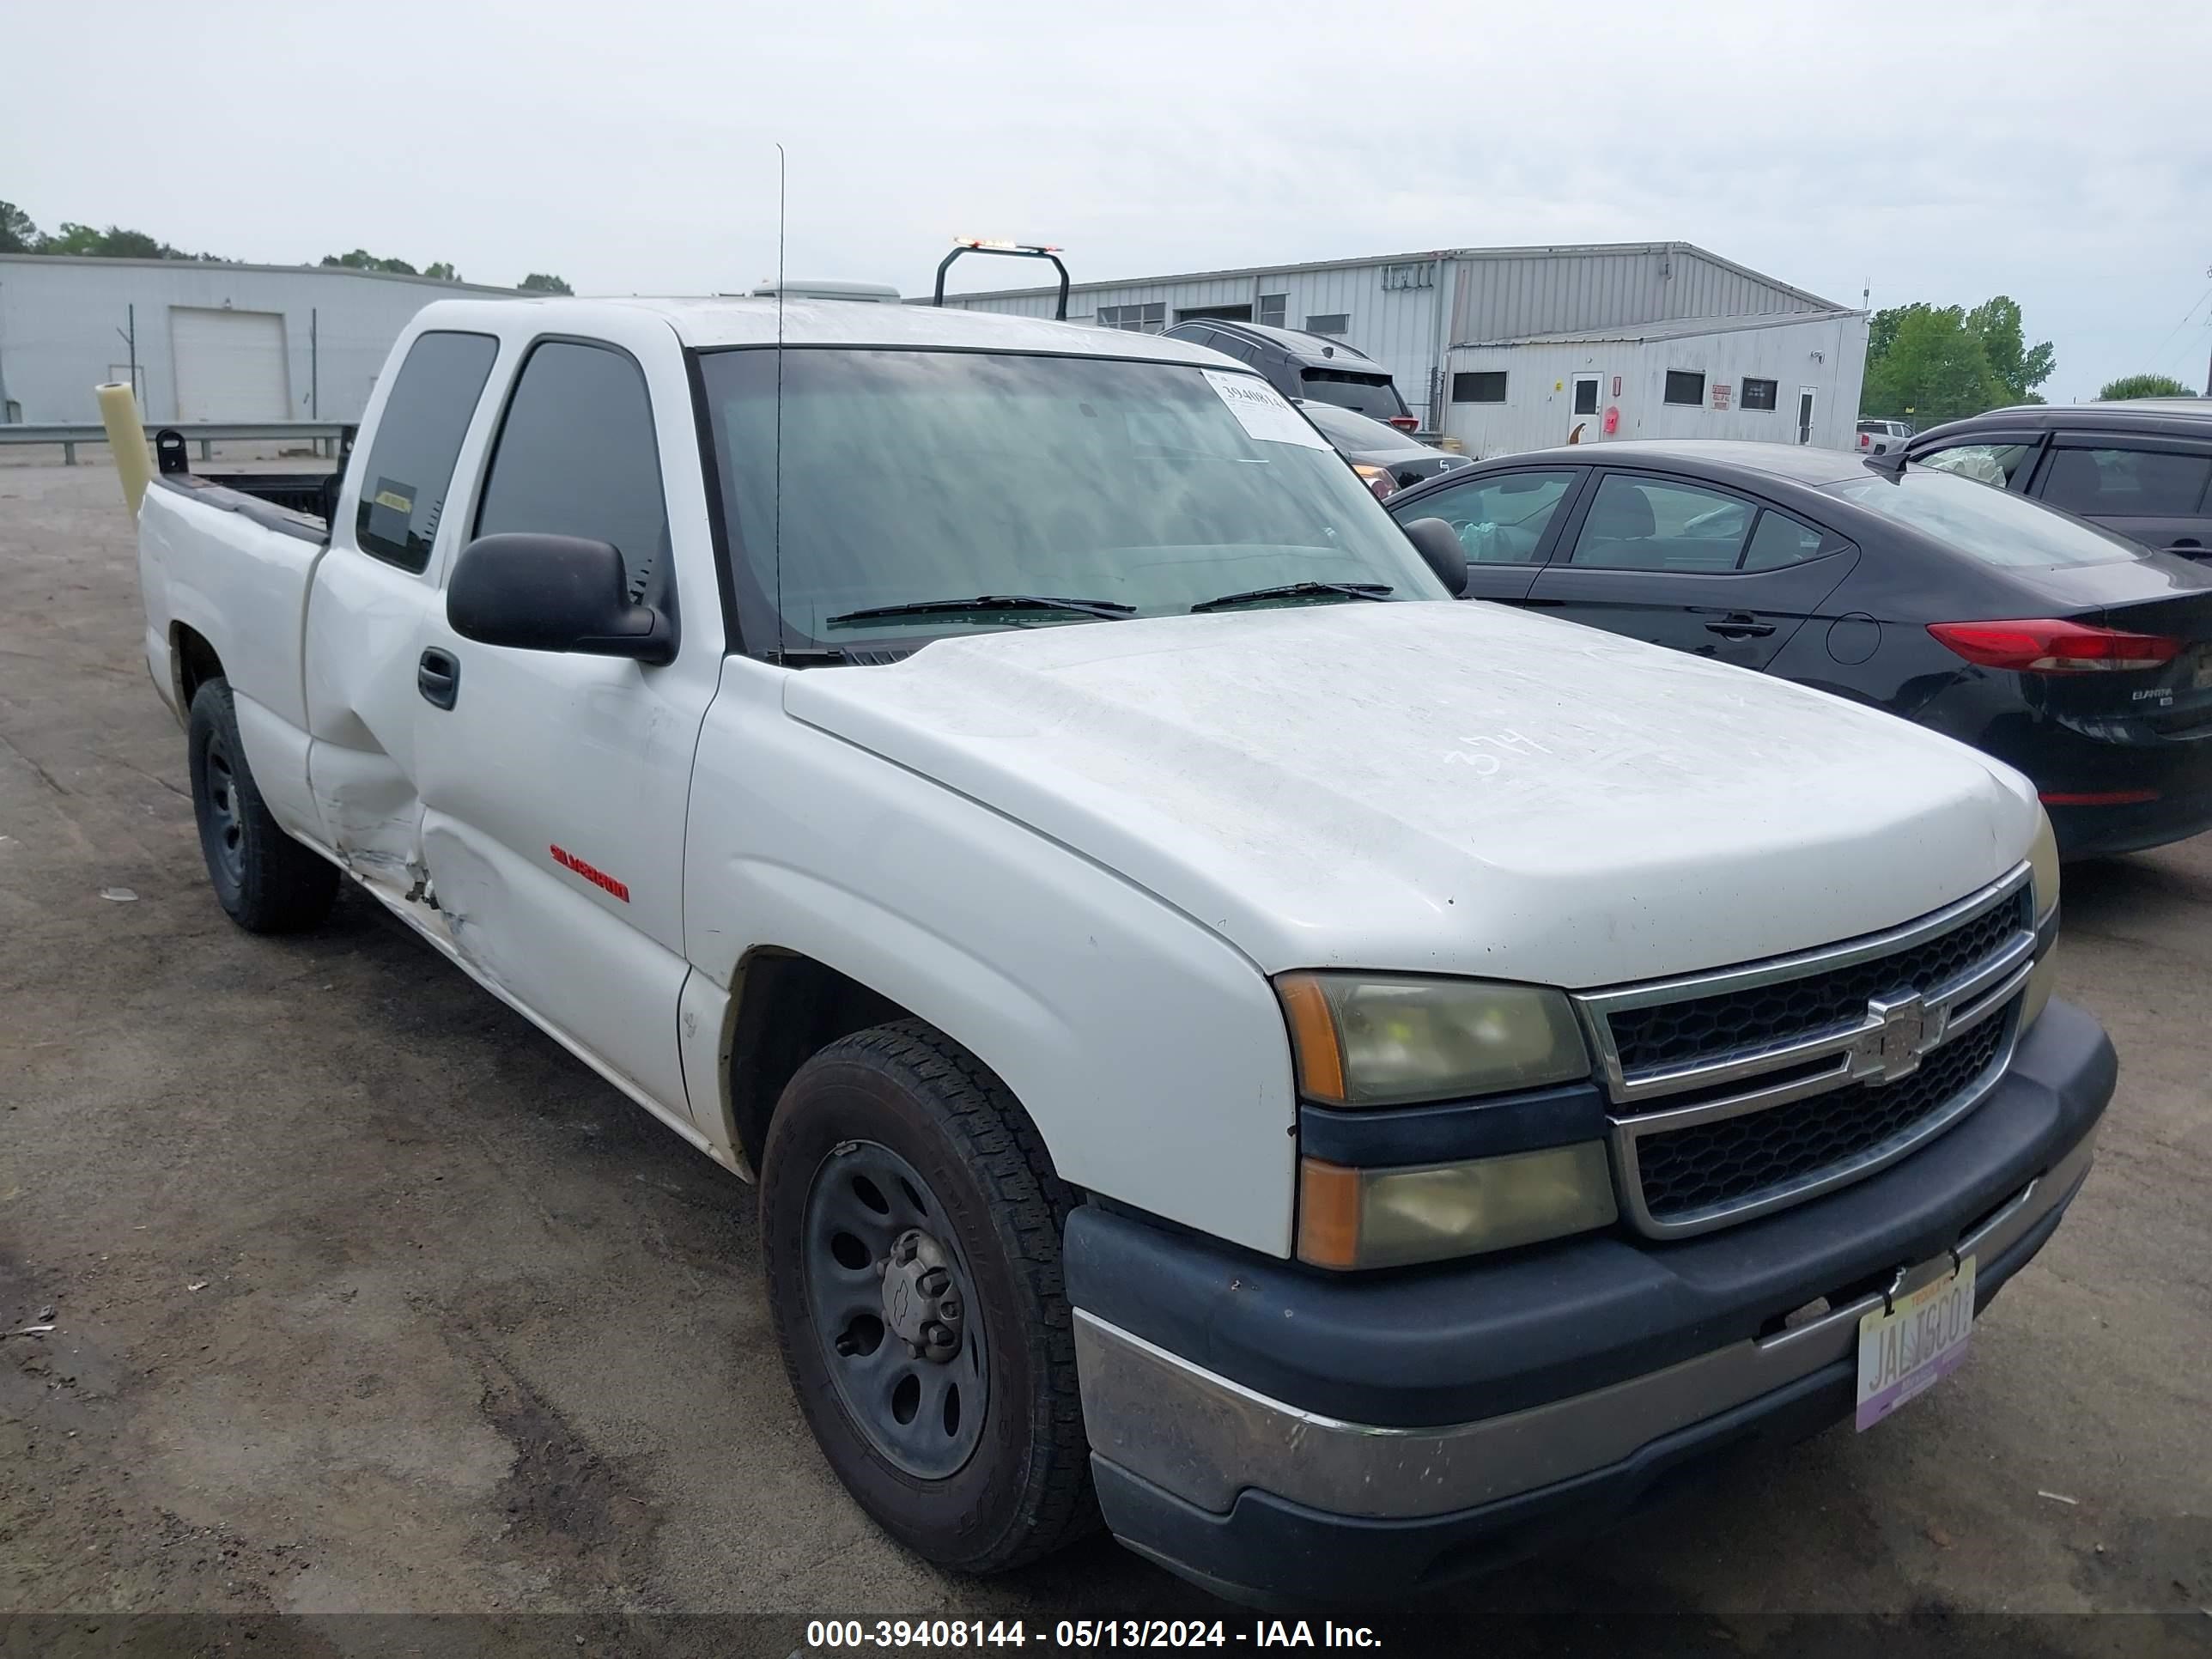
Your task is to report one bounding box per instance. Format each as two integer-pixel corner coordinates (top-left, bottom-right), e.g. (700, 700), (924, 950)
(319, 249), (419, 275)
(1860, 305), (2007, 424)
(422, 261), (461, 282)
(0, 199), (40, 253)
(1965, 295), (2054, 404)
(518, 272), (573, 295)
(2098, 373), (2195, 399)
(36, 222), (184, 258)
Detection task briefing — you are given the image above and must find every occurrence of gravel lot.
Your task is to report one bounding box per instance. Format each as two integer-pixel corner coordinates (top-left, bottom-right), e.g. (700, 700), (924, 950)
(2, 453), (2208, 1656)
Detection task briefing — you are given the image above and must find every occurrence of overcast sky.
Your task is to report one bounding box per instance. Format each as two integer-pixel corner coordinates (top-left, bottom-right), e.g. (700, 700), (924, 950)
(6, 1), (2208, 402)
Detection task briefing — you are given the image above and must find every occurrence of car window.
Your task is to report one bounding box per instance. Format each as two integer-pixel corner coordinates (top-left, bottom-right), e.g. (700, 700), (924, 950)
(1741, 509), (1828, 570)
(1827, 470), (2140, 567)
(473, 341), (672, 605)
(1569, 477), (1752, 571)
(2040, 445), (2212, 517)
(1918, 441), (2034, 488)
(1297, 400), (1430, 456)
(1299, 369), (1405, 421)
(352, 331), (500, 572)
(1395, 471), (1574, 565)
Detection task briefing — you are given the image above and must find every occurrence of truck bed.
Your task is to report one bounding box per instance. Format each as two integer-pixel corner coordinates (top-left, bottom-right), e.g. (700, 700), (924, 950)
(151, 427), (343, 534)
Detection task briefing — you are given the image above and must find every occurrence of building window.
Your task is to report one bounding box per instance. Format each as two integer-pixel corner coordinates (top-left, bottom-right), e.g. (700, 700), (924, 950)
(1257, 294), (1287, 327)
(1097, 303), (1166, 333)
(1382, 261), (1435, 291)
(1452, 371), (1508, 404)
(1664, 369), (1706, 407)
(1741, 378), (1778, 411)
(1306, 313), (1350, 336)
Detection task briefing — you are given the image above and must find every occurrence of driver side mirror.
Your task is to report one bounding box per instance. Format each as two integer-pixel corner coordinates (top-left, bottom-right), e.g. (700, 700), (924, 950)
(447, 533), (675, 665)
(1401, 516), (1468, 597)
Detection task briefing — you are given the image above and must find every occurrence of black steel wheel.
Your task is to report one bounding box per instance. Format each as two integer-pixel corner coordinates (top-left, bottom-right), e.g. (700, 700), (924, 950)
(801, 1139), (988, 1480)
(186, 678), (338, 933)
(761, 1019), (1097, 1572)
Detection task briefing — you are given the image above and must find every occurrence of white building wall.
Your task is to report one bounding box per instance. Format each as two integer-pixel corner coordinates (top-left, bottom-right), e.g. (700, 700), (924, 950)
(1441, 313), (1871, 459)
(0, 255), (515, 425)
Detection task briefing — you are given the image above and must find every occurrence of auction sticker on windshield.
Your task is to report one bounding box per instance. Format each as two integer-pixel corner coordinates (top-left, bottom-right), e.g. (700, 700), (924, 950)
(1204, 369), (1331, 449)
(1856, 1255), (1975, 1431)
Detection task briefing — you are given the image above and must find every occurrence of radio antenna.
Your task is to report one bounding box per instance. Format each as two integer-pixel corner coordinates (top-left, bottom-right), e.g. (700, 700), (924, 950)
(772, 142), (787, 662)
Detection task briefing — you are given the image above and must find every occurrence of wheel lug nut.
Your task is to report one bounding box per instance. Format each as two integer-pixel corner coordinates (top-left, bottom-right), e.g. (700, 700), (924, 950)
(919, 1267), (949, 1296)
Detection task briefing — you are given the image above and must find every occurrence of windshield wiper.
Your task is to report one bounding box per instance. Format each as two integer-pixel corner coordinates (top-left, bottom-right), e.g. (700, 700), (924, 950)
(825, 594), (1136, 626)
(1190, 580), (1392, 613)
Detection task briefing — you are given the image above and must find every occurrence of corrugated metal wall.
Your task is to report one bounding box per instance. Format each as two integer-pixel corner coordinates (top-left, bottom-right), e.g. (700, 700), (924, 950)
(0, 256), (511, 424)
(1439, 314), (1870, 459)
(1449, 246), (1826, 343)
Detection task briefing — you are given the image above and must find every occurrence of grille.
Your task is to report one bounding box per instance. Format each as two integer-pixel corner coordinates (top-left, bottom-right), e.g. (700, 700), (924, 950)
(1632, 1009), (2011, 1223)
(1607, 889), (2031, 1077)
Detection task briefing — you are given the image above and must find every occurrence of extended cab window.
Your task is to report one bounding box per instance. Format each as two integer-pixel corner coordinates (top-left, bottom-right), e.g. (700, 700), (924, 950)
(474, 342), (671, 605)
(354, 331), (499, 571)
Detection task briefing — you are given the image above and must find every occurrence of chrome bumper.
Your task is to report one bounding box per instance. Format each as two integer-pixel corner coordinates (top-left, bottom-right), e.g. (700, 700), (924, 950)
(1073, 1126), (2096, 1522)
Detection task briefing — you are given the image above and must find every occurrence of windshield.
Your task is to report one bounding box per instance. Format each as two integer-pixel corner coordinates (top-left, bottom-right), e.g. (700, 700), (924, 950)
(1297, 399), (1431, 456)
(1297, 369), (1406, 422)
(1826, 469), (2142, 567)
(698, 348), (1447, 646)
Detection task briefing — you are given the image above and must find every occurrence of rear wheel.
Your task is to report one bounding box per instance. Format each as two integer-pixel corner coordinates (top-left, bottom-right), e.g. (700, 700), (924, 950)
(187, 679), (338, 933)
(761, 1020), (1096, 1572)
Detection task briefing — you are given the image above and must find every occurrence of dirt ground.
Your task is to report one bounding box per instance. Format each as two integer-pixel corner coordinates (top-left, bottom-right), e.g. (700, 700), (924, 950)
(2, 452), (2208, 1657)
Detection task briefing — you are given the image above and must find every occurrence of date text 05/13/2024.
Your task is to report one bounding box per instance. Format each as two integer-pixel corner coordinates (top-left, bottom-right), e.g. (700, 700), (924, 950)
(801, 1619), (1384, 1650)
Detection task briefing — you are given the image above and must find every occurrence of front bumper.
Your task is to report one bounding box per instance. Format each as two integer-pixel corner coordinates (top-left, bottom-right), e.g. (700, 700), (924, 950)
(1065, 997), (2115, 1602)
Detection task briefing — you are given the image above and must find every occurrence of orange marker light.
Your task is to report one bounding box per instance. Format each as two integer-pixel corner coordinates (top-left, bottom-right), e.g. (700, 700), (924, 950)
(1276, 974), (1346, 1103)
(1297, 1158), (1364, 1270)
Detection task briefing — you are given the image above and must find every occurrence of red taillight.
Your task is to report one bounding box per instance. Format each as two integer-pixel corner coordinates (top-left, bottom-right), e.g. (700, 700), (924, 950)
(1927, 619), (2182, 672)
(1388, 416), (1419, 433)
(1859, 433), (1870, 447)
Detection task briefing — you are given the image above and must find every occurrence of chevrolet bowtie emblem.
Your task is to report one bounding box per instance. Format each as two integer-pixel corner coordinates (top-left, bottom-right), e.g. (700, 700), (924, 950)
(1849, 993), (1930, 1085)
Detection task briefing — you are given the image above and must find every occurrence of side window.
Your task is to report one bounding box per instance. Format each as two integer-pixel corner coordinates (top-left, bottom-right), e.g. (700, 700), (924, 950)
(2040, 445), (2212, 517)
(1741, 509), (1828, 570)
(1570, 476), (1752, 571)
(1920, 441), (2034, 489)
(353, 331), (499, 571)
(1399, 471), (1574, 565)
(473, 341), (671, 605)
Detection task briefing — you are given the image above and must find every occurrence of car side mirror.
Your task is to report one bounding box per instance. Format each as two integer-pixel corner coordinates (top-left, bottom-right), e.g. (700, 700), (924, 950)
(447, 533), (674, 665)
(1401, 516), (1468, 597)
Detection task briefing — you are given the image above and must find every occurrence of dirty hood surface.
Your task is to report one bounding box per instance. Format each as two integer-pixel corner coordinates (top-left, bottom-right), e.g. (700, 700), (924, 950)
(781, 602), (2036, 987)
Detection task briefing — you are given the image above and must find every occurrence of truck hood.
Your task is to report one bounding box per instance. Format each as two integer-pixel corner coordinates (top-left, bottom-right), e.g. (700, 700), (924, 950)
(783, 602), (2038, 988)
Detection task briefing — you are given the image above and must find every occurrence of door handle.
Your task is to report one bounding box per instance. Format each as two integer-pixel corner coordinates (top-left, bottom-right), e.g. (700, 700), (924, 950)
(1704, 613), (1776, 641)
(417, 647), (460, 709)
(2172, 538), (2203, 550)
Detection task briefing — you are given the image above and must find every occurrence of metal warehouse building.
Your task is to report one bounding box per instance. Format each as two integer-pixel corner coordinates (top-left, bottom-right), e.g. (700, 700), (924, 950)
(939, 241), (1869, 456)
(0, 254), (518, 427)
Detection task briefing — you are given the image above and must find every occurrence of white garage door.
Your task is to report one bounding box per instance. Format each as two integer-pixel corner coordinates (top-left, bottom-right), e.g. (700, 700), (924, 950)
(170, 307), (292, 422)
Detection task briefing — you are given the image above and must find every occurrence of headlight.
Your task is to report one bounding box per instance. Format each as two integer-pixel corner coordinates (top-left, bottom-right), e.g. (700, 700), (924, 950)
(2021, 807), (2061, 1031)
(1297, 1144), (1618, 1268)
(2028, 806), (2059, 924)
(1276, 973), (1589, 1107)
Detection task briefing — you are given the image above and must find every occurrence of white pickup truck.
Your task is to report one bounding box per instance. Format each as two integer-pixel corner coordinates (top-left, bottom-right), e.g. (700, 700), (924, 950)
(136, 296), (2113, 1602)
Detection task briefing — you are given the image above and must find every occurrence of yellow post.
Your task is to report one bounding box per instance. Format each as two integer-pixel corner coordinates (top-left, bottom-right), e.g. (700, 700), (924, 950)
(95, 382), (154, 516)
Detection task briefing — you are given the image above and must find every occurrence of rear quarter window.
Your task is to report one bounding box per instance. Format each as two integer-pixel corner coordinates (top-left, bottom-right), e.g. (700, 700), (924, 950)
(1827, 470), (2142, 567)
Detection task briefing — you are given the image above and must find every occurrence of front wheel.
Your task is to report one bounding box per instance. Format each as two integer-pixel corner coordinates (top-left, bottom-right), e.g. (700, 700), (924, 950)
(760, 1020), (1097, 1572)
(187, 679), (338, 933)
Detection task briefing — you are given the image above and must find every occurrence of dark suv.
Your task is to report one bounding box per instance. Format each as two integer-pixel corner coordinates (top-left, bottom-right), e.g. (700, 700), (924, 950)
(1160, 318), (1418, 431)
(1898, 399), (2212, 560)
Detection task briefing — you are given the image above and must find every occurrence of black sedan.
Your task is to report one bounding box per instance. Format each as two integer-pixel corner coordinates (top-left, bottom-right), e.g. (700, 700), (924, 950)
(1294, 398), (1472, 499)
(1386, 440), (2212, 858)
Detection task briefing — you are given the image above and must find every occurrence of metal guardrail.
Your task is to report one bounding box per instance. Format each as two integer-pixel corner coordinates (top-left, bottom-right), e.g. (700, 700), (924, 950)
(0, 421), (351, 465)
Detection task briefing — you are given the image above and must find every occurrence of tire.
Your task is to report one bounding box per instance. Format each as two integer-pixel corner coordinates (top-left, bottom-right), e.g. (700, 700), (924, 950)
(761, 1019), (1097, 1573)
(187, 678), (339, 934)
